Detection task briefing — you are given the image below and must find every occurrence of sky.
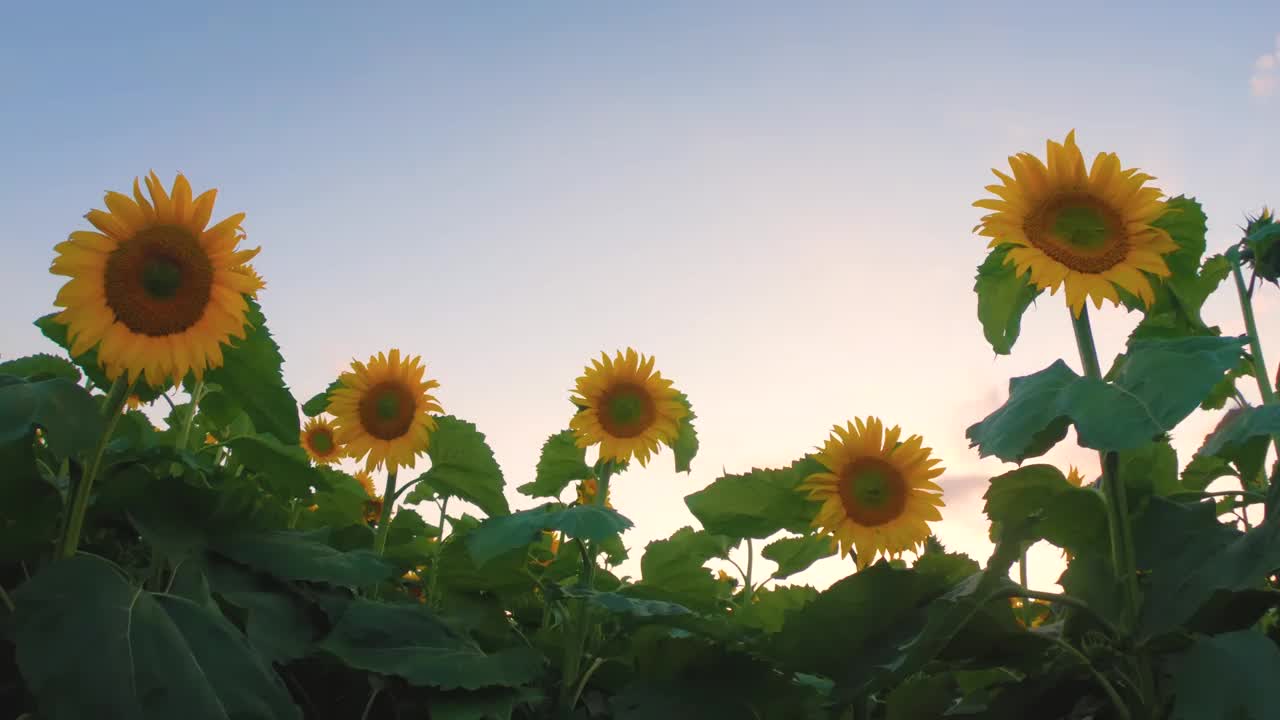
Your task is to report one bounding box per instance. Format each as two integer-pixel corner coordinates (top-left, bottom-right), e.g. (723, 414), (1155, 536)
(2, 1), (1278, 591)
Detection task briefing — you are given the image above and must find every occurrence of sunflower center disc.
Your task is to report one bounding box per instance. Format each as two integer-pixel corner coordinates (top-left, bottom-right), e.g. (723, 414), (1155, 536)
(1025, 193), (1130, 274)
(838, 458), (908, 527)
(310, 430), (334, 454)
(359, 381), (416, 440)
(104, 225), (214, 336)
(600, 383), (656, 438)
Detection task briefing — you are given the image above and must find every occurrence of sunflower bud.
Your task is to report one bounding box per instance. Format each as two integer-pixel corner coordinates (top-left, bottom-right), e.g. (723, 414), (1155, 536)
(1243, 206), (1280, 282)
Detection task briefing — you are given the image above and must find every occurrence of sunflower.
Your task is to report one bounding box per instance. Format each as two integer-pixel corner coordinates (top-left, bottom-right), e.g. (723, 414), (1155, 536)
(301, 416), (343, 465)
(569, 348), (687, 466)
(126, 395), (144, 411)
(576, 478), (613, 508)
(1065, 466), (1085, 487)
(974, 131), (1178, 317)
(364, 495), (385, 526)
(50, 172), (264, 386)
(328, 349), (442, 473)
(798, 417), (945, 570)
(354, 470), (377, 498)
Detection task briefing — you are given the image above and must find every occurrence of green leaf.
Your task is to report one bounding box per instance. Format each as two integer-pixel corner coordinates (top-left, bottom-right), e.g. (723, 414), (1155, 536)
(1200, 350), (1250, 410)
(0, 377), (105, 459)
(1169, 630), (1280, 720)
(884, 673), (957, 720)
(404, 416), (508, 517)
(0, 434), (61, 561)
(12, 554), (301, 720)
(211, 528), (393, 587)
(0, 353), (80, 382)
(465, 504), (632, 566)
(1118, 440), (1180, 502)
(683, 456), (826, 539)
(426, 688), (542, 720)
(517, 429), (590, 498)
(318, 599), (544, 690)
(1156, 196), (1209, 276)
(555, 586), (693, 618)
(203, 557), (319, 663)
(301, 379), (343, 417)
(761, 534), (836, 580)
(34, 313), (167, 401)
(974, 244), (1044, 355)
(1197, 405), (1280, 483)
(225, 433), (321, 500)
(202, 298), (300, 444)
(968, 336), (1246, 461)
(735, 585), (818, 633)
(672, 392), (699, 473)
(625, 527), (737, 613)
(1181, 453), (1237, 492)
(302, 467), (374, 529)
(983, 464), (1109, 557)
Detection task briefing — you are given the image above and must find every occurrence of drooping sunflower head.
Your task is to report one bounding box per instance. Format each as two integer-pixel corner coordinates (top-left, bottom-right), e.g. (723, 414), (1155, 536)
(50, 172), (265, 386)
(328, 350), (442, 473)
(575, 477), (614, 508)
(126, 395), (144, 411)
(568, 348), (687, 467)
(353, 470), (377, 499)
(798, 417), (945, 570)
(974, 131), (1179, 317)
(364, 495), (385, 525)
(301, 416), (343, 465)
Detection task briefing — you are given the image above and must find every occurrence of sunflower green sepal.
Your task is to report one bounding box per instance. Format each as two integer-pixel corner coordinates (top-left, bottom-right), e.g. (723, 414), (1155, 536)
(1242, 206), (1280, 283)
(974, 244), (1043, 355)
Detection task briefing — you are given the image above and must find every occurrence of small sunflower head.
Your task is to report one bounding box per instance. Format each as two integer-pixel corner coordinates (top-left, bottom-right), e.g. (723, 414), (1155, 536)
(301, 416), (343, 465)
(1243, 206), (1280, 282)
(575, 478), (614, 508)
(328, 349), (442, 473)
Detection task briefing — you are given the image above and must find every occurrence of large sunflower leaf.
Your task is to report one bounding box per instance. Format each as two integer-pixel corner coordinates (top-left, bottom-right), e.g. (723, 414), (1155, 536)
(1155, 196), (1209, 278)
(0, 353), (81, 383)
(12, 554), (301, 720)
(761, 534), (837, 580)
(974, 244), (1043, 356)
(1168, 631), (1280, 720)
(672, 392), (699, 473)
(34, 313), (167, 401)
(735, 585), (819, 633)
(202, 299), (300, 444)
(318, 600), (544, 690)
(0, 376), (104, 459)
(404, 416), (508, 517)
(967, 336), (1245, 462)
(225, 433), (321, 500)
(1195, 404), (1280, 483)
(426, 688), (543, 720)
(0, 433), (61, 561)
(210, 528), (393, 588)
(464, 503), (632, 566)
(982, 464), (1109, 557)
(517, 429), (591, 499)
(203, 556), (320, 664)
(623, 527), (737, 613)
(683, 456), (826, 539)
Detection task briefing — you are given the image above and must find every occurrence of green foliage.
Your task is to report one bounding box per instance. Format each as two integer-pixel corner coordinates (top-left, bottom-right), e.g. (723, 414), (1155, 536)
(1197, 405), (1280, 483)
(301, 378), (344, 417)
(683, 456), (825, 539)
(974, 244), (1044, 355)
(671, 391), (699, 473)
(517, 429), (591, 498)
(735, 586), (818, 633)
(225, 433), (321, 500)
(626, 527), (737, 613)
(318, 600), (545, 690)
(202, 299), (300, 443)
(464, 503), (633, 566)
(12, 555), (301, 720)
(1168, 630), (1280, 719)
(402, 416), (509, 517)
(761, 534), (836, 579)
(968, 336), (1245, 461)
(0, 434), (61, 561)
(211, 528), (394, 587)
(983, 464), (1109, 556)
(0, 376), (104, 458)
(0, 353), (81, 382)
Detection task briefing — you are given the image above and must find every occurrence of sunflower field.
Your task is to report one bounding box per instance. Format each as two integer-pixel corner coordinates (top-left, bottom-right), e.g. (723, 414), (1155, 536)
(2, 133), (1280, 720)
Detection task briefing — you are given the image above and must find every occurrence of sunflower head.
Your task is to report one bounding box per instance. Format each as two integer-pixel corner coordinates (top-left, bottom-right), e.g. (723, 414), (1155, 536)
(364, 495), (385, 525)
(798, 417), (945, 570)
(569, 348), (687, 467)
(354, 470), (377, 498)
(974, 131), (1179, 317)
(50, 172), (265, 386)
(576, 478), (614, 508)
(328, 350), (442, 473)
(301, 416), (343, 465)
(1244, 206), (1280, 282)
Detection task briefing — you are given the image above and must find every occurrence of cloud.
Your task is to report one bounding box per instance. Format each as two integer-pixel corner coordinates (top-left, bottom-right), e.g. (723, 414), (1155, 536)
(1250, 34), (1280, 98)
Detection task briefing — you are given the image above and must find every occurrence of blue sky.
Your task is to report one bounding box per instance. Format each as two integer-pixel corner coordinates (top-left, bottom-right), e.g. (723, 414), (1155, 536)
(2, 2), (1278, 589)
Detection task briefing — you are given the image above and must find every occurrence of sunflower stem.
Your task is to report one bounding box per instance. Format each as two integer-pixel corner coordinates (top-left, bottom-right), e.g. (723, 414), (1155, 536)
(427, 495), (449, 609)
(1050, 635), (1132, 720)
(559, 462), (614, 716)
(176, 379), (206, 450)
(372, 470), (398, 557)
(58, 376), (132, 560)
(0, 584), (14, 614)
(1230, 252), (1280, 519)
(744, 537), (755, 602)
(1018, 547), (1029, 589)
